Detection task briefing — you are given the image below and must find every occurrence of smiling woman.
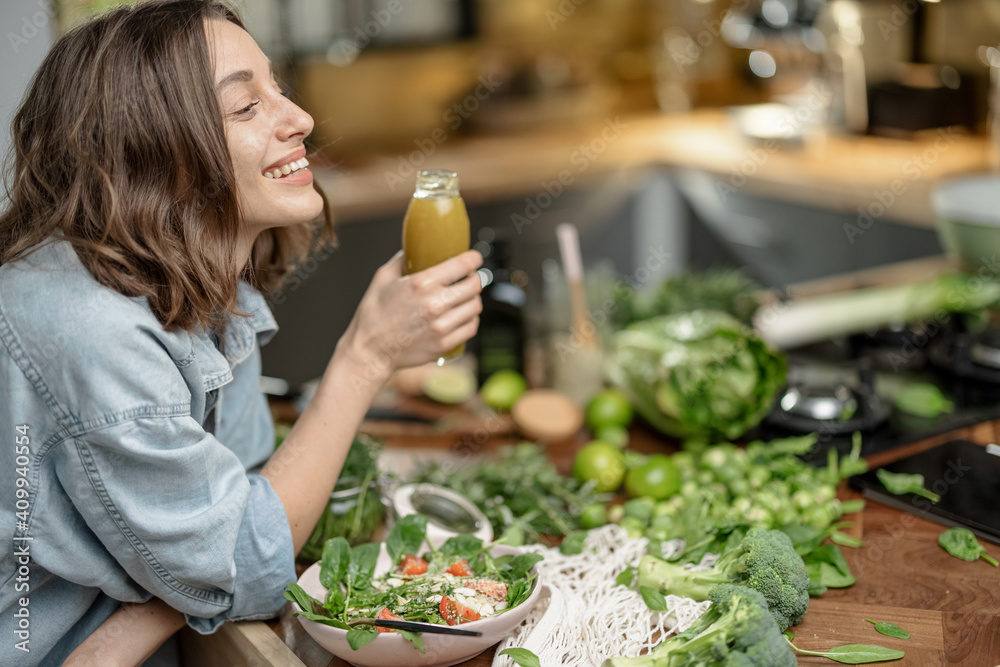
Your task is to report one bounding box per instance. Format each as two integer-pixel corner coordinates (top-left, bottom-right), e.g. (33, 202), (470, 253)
(0, 1), (482, 666)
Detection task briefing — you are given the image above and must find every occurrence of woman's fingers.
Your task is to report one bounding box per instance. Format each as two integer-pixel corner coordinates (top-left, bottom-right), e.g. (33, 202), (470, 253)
(417, 250), (483, 287)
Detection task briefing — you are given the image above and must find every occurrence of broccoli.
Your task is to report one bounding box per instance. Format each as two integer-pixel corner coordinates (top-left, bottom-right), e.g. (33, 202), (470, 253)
(602, 584), (796, 666)
(638, 528), (809, 631)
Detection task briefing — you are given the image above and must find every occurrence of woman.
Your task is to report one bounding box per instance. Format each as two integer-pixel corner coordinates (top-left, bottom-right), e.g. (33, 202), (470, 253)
(0, 1), (483, 664)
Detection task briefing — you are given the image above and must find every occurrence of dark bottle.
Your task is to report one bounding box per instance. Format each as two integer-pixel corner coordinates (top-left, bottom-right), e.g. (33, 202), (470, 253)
(475, 239), (526, 385)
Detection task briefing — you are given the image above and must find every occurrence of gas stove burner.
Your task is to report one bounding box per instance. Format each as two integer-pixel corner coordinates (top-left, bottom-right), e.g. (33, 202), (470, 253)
(969, 328), (1000, 370)
(928, 320), (1000, 384)
(765, 357), (890, 436)
(780, 384), (859, 422)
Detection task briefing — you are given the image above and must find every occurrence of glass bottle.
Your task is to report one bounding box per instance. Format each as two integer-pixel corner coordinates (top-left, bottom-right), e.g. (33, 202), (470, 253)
(402, 169), (471, 362)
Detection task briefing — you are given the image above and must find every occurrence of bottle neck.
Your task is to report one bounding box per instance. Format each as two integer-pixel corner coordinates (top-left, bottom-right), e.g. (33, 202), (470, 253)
(414, 169), (460, 198)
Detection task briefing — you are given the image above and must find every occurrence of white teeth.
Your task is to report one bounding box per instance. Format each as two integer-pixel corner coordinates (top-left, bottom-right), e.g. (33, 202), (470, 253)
(265, 156), (310, 179)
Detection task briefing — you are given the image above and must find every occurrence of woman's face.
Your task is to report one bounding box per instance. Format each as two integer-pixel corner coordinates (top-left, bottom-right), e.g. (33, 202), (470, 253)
(207, 19), (324, 233)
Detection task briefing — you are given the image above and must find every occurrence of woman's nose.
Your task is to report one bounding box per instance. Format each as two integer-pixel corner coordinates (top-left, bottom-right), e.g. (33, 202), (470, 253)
(276, 96), (314, 141)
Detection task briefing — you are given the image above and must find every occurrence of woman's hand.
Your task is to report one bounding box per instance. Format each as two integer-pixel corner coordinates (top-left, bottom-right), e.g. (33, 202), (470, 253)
(339, 249), (483, 385)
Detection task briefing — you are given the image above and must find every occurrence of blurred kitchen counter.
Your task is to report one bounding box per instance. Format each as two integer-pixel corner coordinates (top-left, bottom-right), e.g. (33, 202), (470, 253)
(316, 108), (993, 227)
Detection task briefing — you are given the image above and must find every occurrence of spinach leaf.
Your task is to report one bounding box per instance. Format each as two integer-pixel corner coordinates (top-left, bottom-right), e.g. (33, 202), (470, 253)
(615, 566), (636, 588)
(438, 533), (484, 561)
(397, 629), (425, 654)
(507, 553), (544, 580)
(500, 647), (542, 667)
(864, 618), (911, 639)
(319, 537), (351, 589)
(347, 542), (381, 592)
(559, 530), (587, 555)
(938, 527), (999, 566)
(283, 585), (350, 629)
(385, 514), (428, 566)
(345, 627), (378, 650)
(639, 586), (669, 611)
(830, 531), (865, 548)
(787, 637), (905, 664)
(893, 382), (954, 419)
(876, 469), (941, 503)
(505, 576), (538, 610)
(817, 562), (857, 588)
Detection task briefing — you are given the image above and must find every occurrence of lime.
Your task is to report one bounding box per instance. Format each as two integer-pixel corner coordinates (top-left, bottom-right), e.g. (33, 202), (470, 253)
(586, 389), (634, 432)
(479, 369), (527, 411)
(624, 454), (681, 500)
(578, 502), (607, 529)
(573, 440), (627, 493)
(595, 424), (630, 449)
(421, 366), (476, 404)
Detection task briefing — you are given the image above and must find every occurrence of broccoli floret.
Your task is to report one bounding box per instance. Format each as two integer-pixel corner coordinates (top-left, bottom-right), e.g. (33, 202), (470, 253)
(637, 528), (809, 631)
(602, 584), (796, 666)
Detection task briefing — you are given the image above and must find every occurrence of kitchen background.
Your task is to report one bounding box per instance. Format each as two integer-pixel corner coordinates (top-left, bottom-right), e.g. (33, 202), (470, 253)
(3, 0), (1000, 389)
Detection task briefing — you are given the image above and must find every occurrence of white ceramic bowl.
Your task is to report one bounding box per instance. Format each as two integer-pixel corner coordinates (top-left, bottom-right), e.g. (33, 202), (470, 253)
(293, 544), (542, 667)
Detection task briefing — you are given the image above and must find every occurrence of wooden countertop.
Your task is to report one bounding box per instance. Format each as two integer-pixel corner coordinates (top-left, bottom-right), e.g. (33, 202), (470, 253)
(181, 412), (1000, 667)
(316, 109), (993, 228)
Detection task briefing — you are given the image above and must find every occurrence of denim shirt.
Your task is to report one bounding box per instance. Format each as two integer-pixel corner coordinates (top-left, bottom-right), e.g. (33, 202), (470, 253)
(0, 241), (296, 666)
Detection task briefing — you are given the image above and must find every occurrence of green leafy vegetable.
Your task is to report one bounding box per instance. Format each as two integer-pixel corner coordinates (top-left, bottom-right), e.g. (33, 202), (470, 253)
(603, 584), (797, 666)
(385, 514), (428, 566)
(785, 637), (905, 664)
(938, 527), (999, 566)
(830, 531), (865, 548)
(606, 310), (787, 440)
(500, 647), (542, 667)
(639, 586), (669, 612)
(876, 469), (941, 503)
(410, 442), (607, 542)
(864, 618), (911, 639)
(611, 268), (762, 329)
(319, 537), (351, 590)
(397, 630), (425, 654)
(345, 627), (378, 650)
(893, 382), (954, 418)
(615, 566), (636, 588)
(559, 531), (587, 555)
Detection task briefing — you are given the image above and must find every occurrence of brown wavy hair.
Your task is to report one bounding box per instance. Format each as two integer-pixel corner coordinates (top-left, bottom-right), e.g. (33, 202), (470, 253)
(0, 0), (333, 331)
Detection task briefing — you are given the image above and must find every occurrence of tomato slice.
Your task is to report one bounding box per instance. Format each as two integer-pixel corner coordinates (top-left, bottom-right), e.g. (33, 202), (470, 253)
(376, 607), (403, 633)
(439, 596), (481, 625)
(445, 558), (473, 577)
(397, 554), (428, 576)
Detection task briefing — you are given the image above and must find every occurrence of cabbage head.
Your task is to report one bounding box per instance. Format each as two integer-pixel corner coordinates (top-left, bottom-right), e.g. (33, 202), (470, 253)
(607, 310), (786, 441)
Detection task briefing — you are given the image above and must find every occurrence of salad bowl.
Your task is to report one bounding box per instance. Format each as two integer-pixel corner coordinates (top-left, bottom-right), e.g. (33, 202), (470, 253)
(293, 543), (543, 667)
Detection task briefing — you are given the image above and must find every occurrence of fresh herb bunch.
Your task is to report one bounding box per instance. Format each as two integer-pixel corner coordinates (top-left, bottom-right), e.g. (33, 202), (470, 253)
(409, 442), (608, 544)
(300, 433), (386, 561)
(612, 269), (762, 329)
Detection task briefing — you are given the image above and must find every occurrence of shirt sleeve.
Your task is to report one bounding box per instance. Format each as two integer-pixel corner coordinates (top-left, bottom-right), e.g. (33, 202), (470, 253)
(52, 415), (296, 633)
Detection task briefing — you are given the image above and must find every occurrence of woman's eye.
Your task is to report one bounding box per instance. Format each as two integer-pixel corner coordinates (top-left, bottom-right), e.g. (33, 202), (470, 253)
(234, 100), (260, 116)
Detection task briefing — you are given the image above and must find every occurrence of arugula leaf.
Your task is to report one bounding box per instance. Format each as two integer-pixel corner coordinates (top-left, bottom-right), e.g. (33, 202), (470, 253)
(397, 629), (425, 654)
(346, 627), (378, 650)
(876, 469), (941, 503)
(938, 527), (999, 566)
(283, 585), (350, 629)
(864, 618), (911, 639)
(319, 537), (351, 589)
(500, 647), (542, 667)
(639, 585), (668, 611)
(385, 514), (428, 566)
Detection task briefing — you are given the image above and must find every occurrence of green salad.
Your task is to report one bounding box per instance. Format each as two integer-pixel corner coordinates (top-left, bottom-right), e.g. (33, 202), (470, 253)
(285, 515), (543, 653)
